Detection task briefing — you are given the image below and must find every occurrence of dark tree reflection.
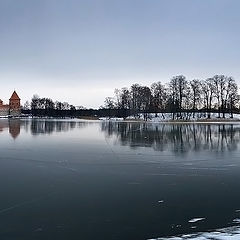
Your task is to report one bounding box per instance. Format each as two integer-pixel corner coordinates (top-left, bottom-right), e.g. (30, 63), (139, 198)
(30, 120), (87, 135)
(0, 119), (90, 138)
(101, 122), (240, 154)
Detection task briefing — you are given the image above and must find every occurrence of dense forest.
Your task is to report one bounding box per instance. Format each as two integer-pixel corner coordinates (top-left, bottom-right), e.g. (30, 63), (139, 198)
(103, 75), (239, 120)
(22, 75), (240, 119)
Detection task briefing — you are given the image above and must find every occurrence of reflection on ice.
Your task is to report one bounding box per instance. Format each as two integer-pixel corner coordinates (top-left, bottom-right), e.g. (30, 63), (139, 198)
(149, 226), (240, 240)
(29, 119), (88, 135)
(0, 119), (20, 139)
(0, 119), (90, 138)
(101, 122), (240, 154)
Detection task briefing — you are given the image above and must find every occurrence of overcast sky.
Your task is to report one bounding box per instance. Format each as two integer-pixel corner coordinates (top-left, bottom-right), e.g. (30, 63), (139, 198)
(0, 0), (240, 108)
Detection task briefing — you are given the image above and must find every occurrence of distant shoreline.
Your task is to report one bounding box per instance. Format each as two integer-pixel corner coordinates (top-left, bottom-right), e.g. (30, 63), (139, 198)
(1, 115), (240, 124)
(98, 119), (240, 124)
(88, 116), (240, 123)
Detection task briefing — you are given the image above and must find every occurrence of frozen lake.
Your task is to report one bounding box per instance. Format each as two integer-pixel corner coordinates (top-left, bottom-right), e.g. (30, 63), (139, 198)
(1, 119), (240, 239)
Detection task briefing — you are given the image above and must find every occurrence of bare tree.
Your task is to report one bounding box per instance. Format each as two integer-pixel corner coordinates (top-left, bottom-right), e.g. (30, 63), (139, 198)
(226, 77), (238, 118)
(23, 101), (30, 110)
(190, 79), (201, 118)
(139, 86), (152, 120)
(115, 88), (131, 110)
(169, 75), (188, 119)
(104, 97), (115, 109)
(212, 75), (226, 118)
(201, 78), (215, 118)
(130, 84), (142, 117)
(151, 81), (167, 112)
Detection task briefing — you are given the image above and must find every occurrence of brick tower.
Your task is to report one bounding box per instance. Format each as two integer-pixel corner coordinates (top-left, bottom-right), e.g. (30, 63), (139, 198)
(9, 91), (21, 116)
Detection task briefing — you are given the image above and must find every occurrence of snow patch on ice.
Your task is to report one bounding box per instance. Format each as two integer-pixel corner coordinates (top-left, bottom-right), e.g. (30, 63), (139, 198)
(148, 225), (240, 240)
(188, 218), (205, 223)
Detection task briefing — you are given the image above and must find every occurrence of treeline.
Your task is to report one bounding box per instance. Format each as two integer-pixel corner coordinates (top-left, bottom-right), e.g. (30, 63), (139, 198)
(22, 75), (240, 119)
(22, 95), (122, 117)
(104, 75), (239, 119)
(21, 95), (76, 117)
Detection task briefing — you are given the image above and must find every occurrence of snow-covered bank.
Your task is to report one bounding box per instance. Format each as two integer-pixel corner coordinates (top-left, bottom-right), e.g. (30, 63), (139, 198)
(99, 113), (240, 122)
(148, 225), (240, 240)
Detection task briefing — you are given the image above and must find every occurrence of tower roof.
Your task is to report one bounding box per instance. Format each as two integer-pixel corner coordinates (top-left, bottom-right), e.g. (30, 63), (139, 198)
(10, 91), (20, 100)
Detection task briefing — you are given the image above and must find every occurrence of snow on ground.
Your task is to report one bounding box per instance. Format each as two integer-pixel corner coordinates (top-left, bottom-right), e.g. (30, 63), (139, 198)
(148, 226), (240, 240)
(128, 113), (240, 122)
(99, 117), (124, 121)
(100, 113), (240, 122)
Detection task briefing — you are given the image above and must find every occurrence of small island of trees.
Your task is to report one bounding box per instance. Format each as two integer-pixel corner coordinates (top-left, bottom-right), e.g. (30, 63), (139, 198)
(103, 75), (239, 120)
